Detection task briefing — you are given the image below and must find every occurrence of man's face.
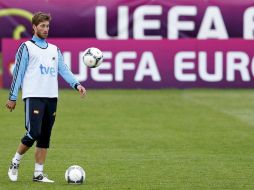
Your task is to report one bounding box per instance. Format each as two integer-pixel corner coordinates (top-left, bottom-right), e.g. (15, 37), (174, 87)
(33, 21), (49, 39)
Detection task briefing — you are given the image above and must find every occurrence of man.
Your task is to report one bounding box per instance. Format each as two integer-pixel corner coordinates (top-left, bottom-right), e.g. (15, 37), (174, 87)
(5, 12), (86, 183)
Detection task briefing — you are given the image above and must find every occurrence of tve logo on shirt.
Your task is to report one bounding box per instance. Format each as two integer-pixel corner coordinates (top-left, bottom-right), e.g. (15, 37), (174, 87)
(39, 64), (56, 77)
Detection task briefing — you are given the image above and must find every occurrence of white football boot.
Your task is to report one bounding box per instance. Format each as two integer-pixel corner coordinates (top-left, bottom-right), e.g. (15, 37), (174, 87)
(33, 174), (54, 183)
(8, 162), (19, 181)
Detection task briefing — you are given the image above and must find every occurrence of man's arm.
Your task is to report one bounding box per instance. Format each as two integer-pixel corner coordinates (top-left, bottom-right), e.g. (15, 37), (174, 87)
(57, 49), (86, 97)
(6, 43), (29, 111)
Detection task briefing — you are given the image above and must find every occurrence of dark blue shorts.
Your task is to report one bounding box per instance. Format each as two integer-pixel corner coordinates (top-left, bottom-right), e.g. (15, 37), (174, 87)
(21, 97), (57, 148)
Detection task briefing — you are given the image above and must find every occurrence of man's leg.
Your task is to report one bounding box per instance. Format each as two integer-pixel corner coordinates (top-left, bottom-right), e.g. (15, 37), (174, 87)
(35, 147), (47, 164)
(33, 98), (57, 183)
(34, 147), (47, 177)
(14, 143), (30, 164)
(17, 142), (30, 154)
(8, 98), (44, 182)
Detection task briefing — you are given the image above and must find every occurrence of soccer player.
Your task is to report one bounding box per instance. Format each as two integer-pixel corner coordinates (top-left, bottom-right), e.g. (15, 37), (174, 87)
(5, 12), (86, 183)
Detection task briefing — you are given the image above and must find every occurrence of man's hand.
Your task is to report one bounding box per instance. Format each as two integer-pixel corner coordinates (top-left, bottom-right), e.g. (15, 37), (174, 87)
(77, 85), (86, 98)
(6, 100), (16, 112)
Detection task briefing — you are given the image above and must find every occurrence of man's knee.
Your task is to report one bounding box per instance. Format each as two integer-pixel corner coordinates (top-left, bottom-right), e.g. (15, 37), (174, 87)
(21, 133), (35, 147)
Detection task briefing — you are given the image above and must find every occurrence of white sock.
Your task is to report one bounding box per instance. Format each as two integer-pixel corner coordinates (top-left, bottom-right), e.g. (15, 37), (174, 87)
(12, 152), (23, 164)
(34, 163), (43, 177)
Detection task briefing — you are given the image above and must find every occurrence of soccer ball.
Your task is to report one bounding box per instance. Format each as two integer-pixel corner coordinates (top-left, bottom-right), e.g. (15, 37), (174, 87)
(65, 165), (86, 184)
(82, 47), (103, 68)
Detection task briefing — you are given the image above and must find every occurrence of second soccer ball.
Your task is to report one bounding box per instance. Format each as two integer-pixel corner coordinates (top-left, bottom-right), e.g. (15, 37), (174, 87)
(65, 165), (86, 184)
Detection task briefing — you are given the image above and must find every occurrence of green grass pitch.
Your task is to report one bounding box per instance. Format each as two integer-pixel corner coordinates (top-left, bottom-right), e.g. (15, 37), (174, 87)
(0, 89), (254, 190)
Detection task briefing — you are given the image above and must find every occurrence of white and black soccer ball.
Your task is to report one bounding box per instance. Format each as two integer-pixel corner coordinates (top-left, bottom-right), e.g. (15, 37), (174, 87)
(65, 165), (86, 184)
(82, 47), (103, 68)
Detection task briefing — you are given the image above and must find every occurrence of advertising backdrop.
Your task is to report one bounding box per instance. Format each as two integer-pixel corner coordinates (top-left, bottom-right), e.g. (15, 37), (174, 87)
(3, 39), (254, 88)
(1, 0), (254, 44)
(1, 0), (254, 88)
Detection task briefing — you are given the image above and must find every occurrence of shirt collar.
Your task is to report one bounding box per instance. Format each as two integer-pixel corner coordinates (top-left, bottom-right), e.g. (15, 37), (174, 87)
(32, 35), (46, 43)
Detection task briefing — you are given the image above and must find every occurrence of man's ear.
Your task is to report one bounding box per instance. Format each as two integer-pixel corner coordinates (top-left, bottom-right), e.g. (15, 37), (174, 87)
(32, 24), (36, 32)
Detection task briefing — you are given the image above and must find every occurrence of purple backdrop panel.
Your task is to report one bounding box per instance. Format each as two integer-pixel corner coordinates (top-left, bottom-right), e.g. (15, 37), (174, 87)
(3, 38), (254, 89)
(0, 0), (254, 41)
